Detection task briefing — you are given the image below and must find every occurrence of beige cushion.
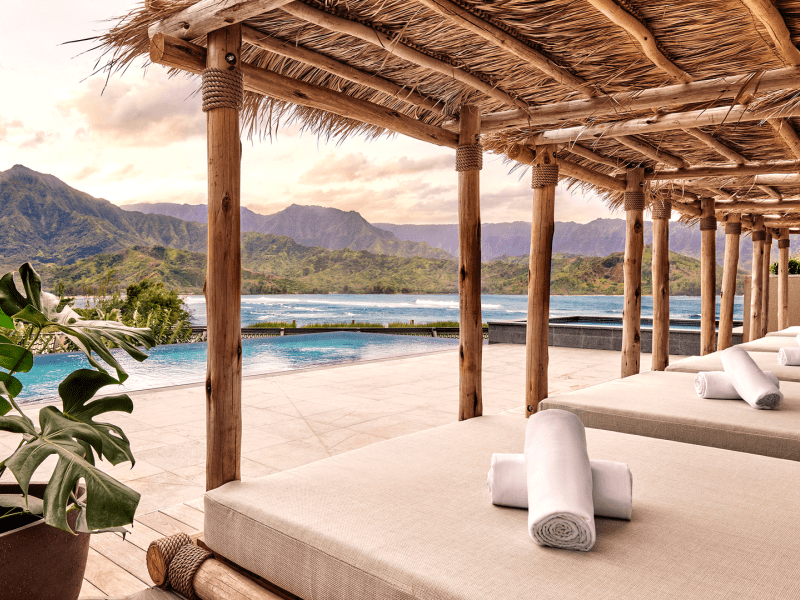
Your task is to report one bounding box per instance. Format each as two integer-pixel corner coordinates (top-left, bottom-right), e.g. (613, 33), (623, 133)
(205, 415), (800, 600)
(541, 370), (800, 460)
(737, 336), (797, 352)
(667, 350), (800, 381)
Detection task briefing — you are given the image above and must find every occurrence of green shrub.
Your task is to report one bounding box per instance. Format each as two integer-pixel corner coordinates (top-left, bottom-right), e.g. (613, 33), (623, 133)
(770, 258), (800, 275)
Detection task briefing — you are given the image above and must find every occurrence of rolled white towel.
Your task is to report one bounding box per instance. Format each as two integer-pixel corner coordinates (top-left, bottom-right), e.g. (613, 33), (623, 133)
(524, 409), (595, 551)
(487, 453), (632, 520)
(721, 347), (783, 409)
(695, 371), (780, 399)
(778, 347), (800, 366)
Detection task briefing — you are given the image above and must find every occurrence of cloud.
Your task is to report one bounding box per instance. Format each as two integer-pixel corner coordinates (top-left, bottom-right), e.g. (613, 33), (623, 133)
(73, 165), (100, 180)
(19, 131), (59, 149)
(300, 152), (452, 184)
(0, 118), (23, 142)
(58, 72), (204, 147)
(108, 163), (140, 180)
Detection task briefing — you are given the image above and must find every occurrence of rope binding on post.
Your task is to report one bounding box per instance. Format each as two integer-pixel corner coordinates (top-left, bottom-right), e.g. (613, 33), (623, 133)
(147, 532), (191, 588)
(202, 67), (244, 112)
(779, 238), (791, 249)
(752, 230), (767, 242)
(651, 199), (671, 220)
(531, 163), (559, 188)
(455, 144), (483, 171)
(700, 216), (717, 231)
(623, 191), (645, 211)
(169, 544), (213, 600)
(725, 221), (742, 235)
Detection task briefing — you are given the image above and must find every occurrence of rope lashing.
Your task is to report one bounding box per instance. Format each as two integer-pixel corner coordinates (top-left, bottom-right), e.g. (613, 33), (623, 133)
(148, 532), (191, 588)
(779, 239), (791, 249)
(725, 222), (742, 235)
(765, 233), (773, 244)
(202, 67), (244, 112)
(455, 144), (483, 171)
(531, 164), (559, 188)
(651, 200), (672, 220)
(623, 191), (645, 211)
(752, 230), (767, 242)
(168, 544), (213, 600)
(700, 216), (717, 231)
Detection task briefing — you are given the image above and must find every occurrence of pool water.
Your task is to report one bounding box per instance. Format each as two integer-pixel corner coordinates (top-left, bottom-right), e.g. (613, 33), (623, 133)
(16, 332), (458, 404)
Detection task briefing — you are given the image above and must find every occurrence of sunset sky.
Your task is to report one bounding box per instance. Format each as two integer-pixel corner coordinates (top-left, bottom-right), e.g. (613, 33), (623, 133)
(0, 2), (614, 225)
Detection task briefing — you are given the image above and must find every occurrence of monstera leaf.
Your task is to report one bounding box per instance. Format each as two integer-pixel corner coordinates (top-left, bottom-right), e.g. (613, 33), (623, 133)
(0, 306), (12, 330)
(0, 263), (155, 382)
(1, 407), (140, 533)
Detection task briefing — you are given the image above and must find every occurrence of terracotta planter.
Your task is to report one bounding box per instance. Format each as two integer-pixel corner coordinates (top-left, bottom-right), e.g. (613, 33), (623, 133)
(0, 483), (90, 600)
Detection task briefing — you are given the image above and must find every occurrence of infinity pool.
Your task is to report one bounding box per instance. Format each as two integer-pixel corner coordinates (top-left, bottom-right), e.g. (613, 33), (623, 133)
(16, 332), (458, 404)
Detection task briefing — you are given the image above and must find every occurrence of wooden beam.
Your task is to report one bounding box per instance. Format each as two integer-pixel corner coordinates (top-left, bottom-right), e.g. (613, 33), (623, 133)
(241, 26), (445, 114)
(150, 34), (459, 148)
(564, 143), (625, 170)
(526, 145), (558, 415)
(757, 184), (783, 199)
(671, 200), (703, 217)
(457, 105), (482, 421)
(715, 199), (800, 211)
(507, 145), (626, 191)
(645, 160), (800, 181)
(700, 197), (717, 355)
(621, 168), (645, 378)
(769, 119), (800, 160)
(741, 0), (800, 65)
(718, 214), (741, 350)
(414, 0), (594, 96)
(148, 0), (293, 40)
(749, 216), (766, 342)
(530, 104), (800, 144)
(615, 136), (685, 168)
(778, 228), (790, 329)
(279, 1), (528, 110)
(683, 128), (746, 164)
(205, 25), (243, 492)
(651, 203), (670, 370)
(762, 231), (773, 337)
(474, 67), (800, 131)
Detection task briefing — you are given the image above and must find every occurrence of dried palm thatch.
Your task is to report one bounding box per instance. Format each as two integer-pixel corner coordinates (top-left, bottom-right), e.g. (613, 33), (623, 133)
(95, 0), (800, 220)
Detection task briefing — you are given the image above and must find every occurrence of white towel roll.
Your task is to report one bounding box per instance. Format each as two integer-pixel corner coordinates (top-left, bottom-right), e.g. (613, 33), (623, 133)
(695, 371), (780, 399)
(524, 409), (595, 551)
(487, 454), (632, 520)
(721, 347), (783, 409)
(778, 347), (800, 366)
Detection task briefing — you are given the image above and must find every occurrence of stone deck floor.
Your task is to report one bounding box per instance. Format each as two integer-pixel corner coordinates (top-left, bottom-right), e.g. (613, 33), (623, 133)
(0, 344), (666, 598)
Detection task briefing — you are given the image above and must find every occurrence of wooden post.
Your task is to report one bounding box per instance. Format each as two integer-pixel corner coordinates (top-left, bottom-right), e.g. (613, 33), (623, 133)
(621, 168), (645, 378)
(651, 199), (671, 370)
(700, 198), (717, 355)
(457, 105), (482, 421)
(761, 231), (773, 337)
(205, 25), (243, 491)
(779, 228), (790, 329)
(750, 216), (766, 342)
(718, 214), (741, 350)
(526, 145), (558, 415)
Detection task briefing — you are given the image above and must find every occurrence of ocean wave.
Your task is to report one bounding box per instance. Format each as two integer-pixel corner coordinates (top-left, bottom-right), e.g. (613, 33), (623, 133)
(415, 299), (502, 309)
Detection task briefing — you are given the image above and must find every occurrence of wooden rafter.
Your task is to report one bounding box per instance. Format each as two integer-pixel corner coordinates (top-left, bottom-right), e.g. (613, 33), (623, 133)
(150, 34), (458, 148)
(614, 136), (685, 169)
(716, 200), (800, 211)
(507, 145), (626, 191)
(564, 143), (626, 170)
(645, 161), (800, 181)
(148, 0), (294, 39)
(740, 0), (800, 65)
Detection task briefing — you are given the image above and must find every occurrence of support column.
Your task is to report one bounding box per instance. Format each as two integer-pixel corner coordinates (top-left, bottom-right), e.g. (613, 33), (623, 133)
(761, 231), (773, 337)
(526, 145), (558, 416)
(779, 228), (790, 330)
(651, 199), (671, 370)
(700, 198), (717, 355)
(205, 25), (243, 492)
(749, 216), (766, 342)
(718, 215), (741, 350)
(621, 168), (644, 378)
(457, 105), (482, 421)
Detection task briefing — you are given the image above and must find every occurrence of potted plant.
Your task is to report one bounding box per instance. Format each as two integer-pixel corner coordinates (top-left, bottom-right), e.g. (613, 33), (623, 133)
(0, 263), (156, 600)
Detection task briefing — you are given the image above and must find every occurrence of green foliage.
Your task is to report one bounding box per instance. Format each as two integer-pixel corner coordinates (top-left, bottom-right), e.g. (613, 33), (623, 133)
(248, 322), (297, 328)
(0, 263), (154, 534)
(302, 322), (384, 328)
(770, 259), (800, 275)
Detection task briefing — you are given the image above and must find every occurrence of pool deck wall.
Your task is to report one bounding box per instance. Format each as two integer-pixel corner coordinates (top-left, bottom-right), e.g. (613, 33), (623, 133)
(488, 317), (743, 355)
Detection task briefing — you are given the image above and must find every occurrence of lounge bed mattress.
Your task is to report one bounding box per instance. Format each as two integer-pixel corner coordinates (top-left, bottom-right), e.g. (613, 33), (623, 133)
(541, 370), (800, 460)
(204, 415), (800, 600)
(737, 336), (797, 352)
(666, 350), (800, 380)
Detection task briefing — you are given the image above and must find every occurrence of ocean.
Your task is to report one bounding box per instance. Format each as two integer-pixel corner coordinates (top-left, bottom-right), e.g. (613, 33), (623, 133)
(183, 294), (746, 327)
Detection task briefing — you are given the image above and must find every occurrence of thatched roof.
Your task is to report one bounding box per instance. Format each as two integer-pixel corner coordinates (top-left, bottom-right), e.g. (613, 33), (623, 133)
(97, 0), (800, 228)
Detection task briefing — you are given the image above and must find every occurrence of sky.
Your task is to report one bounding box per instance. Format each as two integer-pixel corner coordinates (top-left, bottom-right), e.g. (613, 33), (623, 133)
(0, 2), (615, 225)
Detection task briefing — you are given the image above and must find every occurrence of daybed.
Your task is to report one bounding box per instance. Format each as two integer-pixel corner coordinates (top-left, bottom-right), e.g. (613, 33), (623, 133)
(666, 350), (800, 381)
(541, 370), (800, 460)
(204, 415), (800, 600)
(767, 327), (800, 337)
(737, 336), (797, 352)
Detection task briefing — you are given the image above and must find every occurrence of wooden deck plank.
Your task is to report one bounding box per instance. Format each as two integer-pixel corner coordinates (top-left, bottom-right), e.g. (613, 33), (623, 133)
(80, 578), (105, 598)
(136, 510), (198, 537)
(126, 521), (167, 552)
(90, 531), (152, 586)
(184, 496), (205, 512)
(83, 548), (149, 597)
(160, 503), (205, 531)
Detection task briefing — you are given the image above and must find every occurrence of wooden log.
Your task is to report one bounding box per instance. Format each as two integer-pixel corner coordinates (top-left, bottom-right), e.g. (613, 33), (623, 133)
(762, 232), (773, 337)
(769, 119), (800, 160)
(193, 558), (284, 600)
(507, 145), (625, 191)
(718, 214), (741, 350)
(651, 207), (670, 370)
(148, 0), (293, 40)
(740, 0), (800, 65)
(621, 168), (645, 378)
(671, 199), (703, 217)
(779, 228), (791, 329)
(529, 104), (800, 145)
(700, 198), (717, 355)
(206, 25), (243, 491)
(683, 128), (746, 164)
(564, 143), (625, 170)
(280, 1), (527, 110)
(749, 216), (766, 342)
(526, 145), (558, 415)
(475, 67), (800, 131)
(645, 161), (800, 181)
(615, 136), (685, 168)
(149, 34), (458, 149)
(715, 200), (800, 211)
(458, 106), (483, 421)
(241, 26), (445, 115)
